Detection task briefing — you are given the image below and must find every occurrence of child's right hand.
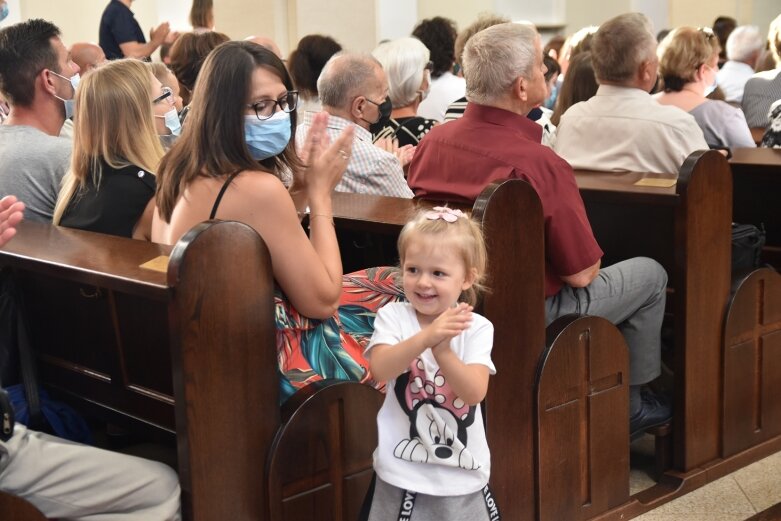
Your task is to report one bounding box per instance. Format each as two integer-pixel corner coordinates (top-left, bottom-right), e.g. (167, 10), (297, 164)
(425, 303), (473, 350)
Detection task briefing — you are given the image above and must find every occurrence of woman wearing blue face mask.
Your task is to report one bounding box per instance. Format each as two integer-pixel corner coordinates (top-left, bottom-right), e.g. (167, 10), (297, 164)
(654, 26), (755, 149)
(152, 41), (354, 321)
(53, 59), (164, 239)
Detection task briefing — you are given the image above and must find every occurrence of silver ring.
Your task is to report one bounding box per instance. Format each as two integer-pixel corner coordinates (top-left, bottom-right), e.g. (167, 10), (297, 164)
(338, 149), (349, 160)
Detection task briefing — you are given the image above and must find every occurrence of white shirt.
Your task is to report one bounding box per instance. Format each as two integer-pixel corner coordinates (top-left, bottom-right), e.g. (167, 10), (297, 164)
(716, 61), (756, 104)
(553, 85), (708, 175)
(366, 302), (495, 496)
(417, 72), (466, 122)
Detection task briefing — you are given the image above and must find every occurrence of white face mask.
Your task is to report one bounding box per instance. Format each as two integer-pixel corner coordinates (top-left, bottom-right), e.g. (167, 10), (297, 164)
(155, 108), (182, 136)
(703, 64), (717, 97)
(50, 70), (80, 119)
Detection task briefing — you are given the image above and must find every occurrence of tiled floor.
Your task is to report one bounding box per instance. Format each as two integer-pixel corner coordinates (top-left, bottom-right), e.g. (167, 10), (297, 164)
(629, 437), (781, 520)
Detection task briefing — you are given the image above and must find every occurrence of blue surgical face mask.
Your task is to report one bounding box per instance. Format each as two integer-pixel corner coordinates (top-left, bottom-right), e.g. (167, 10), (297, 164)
(155, 108), (182, 136)
(244, 110), (291, 160)
(1, 3), (10, 22)
(50, 71), (80, 120)
(544, 84), (558, 110)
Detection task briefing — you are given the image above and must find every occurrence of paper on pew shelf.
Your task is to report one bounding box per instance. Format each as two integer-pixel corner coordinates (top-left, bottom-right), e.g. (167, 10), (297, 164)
(140, 256), (169, 273)
(634, 178), (677, 188)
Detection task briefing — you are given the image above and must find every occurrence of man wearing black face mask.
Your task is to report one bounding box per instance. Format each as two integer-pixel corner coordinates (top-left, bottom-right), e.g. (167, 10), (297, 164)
(295, 52), (413, 198)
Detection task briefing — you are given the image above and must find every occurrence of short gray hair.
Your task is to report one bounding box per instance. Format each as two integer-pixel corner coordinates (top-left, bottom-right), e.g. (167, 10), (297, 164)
(463, 22), (538, 105)
(317, 52), (381, 109)
(591, 13), (657, 84)
(726, 25), (763, 62)
(372, 37), (430, 108)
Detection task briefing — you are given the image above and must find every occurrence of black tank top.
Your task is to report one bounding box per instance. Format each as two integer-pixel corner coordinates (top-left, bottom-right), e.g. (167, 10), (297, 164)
(209, 172), (241, 220)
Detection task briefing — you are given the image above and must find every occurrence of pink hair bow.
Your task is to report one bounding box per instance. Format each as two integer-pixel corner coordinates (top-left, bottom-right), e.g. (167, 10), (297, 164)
(424, 206), (465, 223)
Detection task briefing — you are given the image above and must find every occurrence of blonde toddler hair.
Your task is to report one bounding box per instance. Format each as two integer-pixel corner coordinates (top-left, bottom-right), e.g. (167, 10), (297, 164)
(397, 207), (488, 306)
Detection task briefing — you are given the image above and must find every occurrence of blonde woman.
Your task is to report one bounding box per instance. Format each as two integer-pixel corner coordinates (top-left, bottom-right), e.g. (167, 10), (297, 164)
(655, 27), (754, 149)
(53, 59), (165, 239)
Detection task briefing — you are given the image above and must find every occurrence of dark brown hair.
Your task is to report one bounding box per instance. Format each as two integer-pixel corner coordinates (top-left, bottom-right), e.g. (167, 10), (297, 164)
(189, 0), (214, 29)
(551, 51), (598, 126)
(412, 17), (458, 78)
(0, 19), (61, 107)
(288, 34), (342, 98)
(156, 41), (301, 222)
(169, 30), (229, 105)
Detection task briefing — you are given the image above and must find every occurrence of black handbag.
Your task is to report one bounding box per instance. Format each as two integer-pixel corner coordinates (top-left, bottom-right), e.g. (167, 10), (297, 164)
(731, 223), (766, 273)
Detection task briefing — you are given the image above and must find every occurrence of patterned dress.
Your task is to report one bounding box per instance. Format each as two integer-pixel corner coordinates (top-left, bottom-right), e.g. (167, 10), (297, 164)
(275, 266), (404, 402)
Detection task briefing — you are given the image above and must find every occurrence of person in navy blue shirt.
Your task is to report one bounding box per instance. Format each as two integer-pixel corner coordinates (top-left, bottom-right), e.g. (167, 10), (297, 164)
(99, 0), (170, 60)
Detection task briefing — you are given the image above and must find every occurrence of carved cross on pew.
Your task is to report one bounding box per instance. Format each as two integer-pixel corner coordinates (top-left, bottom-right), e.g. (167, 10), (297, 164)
(723, 270), (781, 456)
(536, 317), (629, 519)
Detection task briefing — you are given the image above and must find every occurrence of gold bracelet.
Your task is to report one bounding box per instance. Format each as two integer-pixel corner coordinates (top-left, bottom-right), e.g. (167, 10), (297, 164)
(308, 213), (335, 229)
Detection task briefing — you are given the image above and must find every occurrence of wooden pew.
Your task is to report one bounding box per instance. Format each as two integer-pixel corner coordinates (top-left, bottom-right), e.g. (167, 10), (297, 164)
(0, 220), (382, 521)
(729, 147), (781, 269)
(574, 150), (781, 517)
(0, 491), (48, 521)
(330, 181), (631, 521)
(750, 127), (765, 146)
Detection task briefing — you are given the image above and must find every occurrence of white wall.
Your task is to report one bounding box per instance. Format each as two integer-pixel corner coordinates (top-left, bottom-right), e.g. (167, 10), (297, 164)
(2, 1), (777, 58)
(377, 0), (418, 43)
(0, 0), (22, 28)
(289, 0), (378, 53)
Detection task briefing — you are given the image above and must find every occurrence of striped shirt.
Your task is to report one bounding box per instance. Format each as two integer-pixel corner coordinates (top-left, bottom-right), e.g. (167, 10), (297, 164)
(296, 111), (413, 199)
(741, 68), (781, 128)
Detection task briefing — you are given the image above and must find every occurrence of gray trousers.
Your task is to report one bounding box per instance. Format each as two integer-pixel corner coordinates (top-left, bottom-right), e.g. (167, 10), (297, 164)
(0, 424), (181, 520)
(545, 257), (667, 385)
(366, 476), (500, 521)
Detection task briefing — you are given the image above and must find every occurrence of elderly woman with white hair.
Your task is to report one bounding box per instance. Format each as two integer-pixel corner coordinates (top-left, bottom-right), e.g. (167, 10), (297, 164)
(716, 25), (765, 103)
(371, 37), (437, 147)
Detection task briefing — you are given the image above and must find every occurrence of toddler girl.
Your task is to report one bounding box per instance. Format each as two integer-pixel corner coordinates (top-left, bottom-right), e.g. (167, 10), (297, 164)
(361, 206), (499, 521)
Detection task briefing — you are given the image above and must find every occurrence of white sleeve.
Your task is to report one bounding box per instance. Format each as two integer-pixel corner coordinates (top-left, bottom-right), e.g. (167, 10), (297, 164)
(365, 304), (404, 358)
(462, 315), (496, 374)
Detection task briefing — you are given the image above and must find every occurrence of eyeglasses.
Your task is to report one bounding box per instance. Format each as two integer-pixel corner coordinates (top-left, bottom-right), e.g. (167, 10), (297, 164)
(247, 90), (299, 120)
(153, 87), (174, 105)
(424, 61), (434, 71)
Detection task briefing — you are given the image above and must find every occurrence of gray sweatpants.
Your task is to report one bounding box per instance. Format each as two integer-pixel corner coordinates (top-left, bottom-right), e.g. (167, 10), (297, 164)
(365, 476), (501, 521)
(545, 257), (668, 385)
(0, 424), (181, 520)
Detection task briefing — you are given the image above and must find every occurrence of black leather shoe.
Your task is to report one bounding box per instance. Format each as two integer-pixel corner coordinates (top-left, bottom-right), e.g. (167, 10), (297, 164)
(630, 391), (672, 439)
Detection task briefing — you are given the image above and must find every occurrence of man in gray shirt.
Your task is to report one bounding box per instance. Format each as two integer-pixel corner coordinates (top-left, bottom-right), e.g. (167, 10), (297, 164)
(0, 19), (78, 222)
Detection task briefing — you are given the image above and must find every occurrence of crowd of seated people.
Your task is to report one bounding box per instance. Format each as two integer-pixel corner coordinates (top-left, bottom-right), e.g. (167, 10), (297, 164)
(1, 4), (780, 519)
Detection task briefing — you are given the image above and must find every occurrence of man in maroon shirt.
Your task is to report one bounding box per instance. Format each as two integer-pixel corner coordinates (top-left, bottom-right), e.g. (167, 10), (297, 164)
(407, 22), (671, 438)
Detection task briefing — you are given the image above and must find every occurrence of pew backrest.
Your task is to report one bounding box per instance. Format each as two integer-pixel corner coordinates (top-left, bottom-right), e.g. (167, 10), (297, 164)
(575, 150), (733, 471)
(729, 147), (781, 269)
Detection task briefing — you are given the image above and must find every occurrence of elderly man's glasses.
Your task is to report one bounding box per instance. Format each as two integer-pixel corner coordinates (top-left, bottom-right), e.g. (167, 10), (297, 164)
(247, 90), (299, 120)
(153, 87), (174, 105)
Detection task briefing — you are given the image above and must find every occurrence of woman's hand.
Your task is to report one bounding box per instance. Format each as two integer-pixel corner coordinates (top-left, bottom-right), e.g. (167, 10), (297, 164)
(293, 112), (354, 204)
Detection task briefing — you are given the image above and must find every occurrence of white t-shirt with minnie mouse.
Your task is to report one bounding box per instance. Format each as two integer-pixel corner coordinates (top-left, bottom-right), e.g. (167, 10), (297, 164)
(366, 302), (496, 496)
